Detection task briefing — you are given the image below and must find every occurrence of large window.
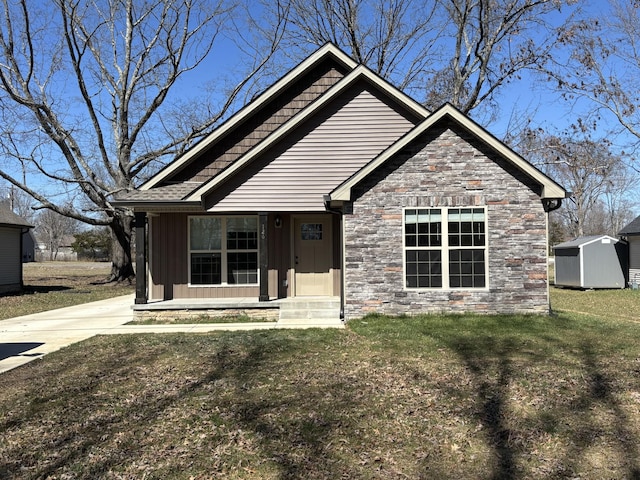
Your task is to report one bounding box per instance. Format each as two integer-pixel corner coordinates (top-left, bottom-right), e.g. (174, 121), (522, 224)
(189, 216), (258, 285)
(404, 208), (487, 289)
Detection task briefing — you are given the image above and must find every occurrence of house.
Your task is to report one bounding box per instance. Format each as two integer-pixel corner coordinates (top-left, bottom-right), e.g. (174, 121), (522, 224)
(553, 235), (627, 289)
(0, 203), (33, 294)
(34, 233), (78, 261)
(114, 43), (567, 321)
(619, 215), (640, 287)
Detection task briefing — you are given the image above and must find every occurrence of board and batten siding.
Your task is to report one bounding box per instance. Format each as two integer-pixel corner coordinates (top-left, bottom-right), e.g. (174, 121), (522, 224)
(149, 212), (283, 301)
(205, 87), (416, 212)
(0, 226), (21, 289)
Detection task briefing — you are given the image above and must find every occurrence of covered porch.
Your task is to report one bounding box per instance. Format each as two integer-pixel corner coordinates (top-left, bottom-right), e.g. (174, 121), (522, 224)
(133, 211), (343, 307)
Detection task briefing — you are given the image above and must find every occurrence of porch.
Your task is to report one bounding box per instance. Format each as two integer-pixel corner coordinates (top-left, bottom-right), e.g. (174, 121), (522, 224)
(131, 296), (343, 329)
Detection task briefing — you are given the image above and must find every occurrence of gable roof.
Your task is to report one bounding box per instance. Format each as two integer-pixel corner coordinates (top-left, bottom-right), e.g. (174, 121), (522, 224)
(141, 43), (360, 191)
(619, 215), (640, 235)
(554, 235), (623, 250)
(0, 204), (32, 229)
(183, 64), (430, 204)
(329, 103), (567, 202)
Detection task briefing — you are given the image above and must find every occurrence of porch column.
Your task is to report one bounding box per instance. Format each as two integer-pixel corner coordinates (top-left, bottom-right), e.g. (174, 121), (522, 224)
(259, 212), (269, 301)
(134, 211), (147, 304)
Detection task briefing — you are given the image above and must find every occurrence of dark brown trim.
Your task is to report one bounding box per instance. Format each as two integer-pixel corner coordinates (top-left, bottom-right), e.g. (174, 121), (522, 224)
(135, 211), (148, 304)
(259, 212), (269, 301)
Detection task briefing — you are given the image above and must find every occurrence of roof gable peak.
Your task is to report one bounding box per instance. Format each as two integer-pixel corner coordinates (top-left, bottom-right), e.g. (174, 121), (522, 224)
(141, 43), (359, 190)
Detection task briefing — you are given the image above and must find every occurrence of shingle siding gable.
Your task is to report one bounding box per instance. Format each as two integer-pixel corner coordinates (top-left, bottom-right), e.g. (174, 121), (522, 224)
(167, 64), (347, 184)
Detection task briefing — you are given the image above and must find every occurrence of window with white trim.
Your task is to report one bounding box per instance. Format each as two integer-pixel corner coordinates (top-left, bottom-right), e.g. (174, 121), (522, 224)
(404, 207), (487, 289)
(189, 216), (258, 285)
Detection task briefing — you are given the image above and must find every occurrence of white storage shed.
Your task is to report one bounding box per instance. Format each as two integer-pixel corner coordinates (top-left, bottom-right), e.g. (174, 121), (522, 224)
(553, 235), (628, 289)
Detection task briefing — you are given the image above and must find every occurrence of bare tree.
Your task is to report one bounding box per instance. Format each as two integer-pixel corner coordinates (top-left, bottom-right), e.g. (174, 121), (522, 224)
(521, 131), (630, 238)
(259, 0), (442, 92)
(0, 0), (282, 282)
(264, 0), (577, 116)
(550, 0), (640, 158)
(428, 0), (574, 117)
(0, 184), (35, 223)
(36, 208), (80, 261)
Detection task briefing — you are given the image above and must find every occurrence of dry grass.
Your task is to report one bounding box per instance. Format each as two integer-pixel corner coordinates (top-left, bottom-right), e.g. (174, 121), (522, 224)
(0, 262), (134, 320)
(2, 264), (640, 478)
(2, 313), (640, 478)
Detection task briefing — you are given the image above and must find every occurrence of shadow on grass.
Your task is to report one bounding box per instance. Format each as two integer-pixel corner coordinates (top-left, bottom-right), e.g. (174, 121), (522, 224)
(5, 285), (72, 296)
(0, 331), (362, 479)
(2, 315), (640, 479)
(441, 329), (640, 479)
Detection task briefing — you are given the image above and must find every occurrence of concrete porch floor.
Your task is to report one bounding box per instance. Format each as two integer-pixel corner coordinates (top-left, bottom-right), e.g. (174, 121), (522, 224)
(131, 296), (344, 329)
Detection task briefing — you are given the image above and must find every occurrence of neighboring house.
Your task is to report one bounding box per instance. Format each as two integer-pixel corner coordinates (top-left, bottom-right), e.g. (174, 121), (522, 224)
(553, 235), (627, 289)
(35, 233), (78, 261)
(619, 215), (640, 287)
(0, 204), (33, 294)
(115, 43), (567, 319)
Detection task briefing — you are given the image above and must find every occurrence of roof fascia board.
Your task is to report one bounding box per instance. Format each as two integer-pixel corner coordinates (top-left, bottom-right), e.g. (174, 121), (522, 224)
(141, 43), (358, 191)
(185, 65), (429, 203)
(110, 200), (201, 209)
(331, 104), (567, 201)
(580, 235), (620, 247)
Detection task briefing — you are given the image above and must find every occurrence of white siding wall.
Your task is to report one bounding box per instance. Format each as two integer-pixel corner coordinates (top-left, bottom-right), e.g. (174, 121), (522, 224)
(207, 88), (415, 212)
(0, 226), (21, 286)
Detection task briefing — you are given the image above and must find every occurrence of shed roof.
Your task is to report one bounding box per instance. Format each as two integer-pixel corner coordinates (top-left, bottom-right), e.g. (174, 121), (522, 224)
(619, 215), (640, 235)
(554, 235), (622, 250)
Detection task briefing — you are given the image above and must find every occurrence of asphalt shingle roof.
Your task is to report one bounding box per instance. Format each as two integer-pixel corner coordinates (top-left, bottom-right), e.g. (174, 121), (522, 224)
(619, 215), (640, 235)
(116, 182), (202, 202)
(0, 204), (32, 228)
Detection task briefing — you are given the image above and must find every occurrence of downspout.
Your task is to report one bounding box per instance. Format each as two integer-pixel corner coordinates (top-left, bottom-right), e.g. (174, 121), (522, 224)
(543, 197), (564, 314)
(324, 195), (345, 321)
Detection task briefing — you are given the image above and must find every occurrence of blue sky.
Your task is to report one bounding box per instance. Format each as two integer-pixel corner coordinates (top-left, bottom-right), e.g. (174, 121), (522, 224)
(1, 0), (638, 219)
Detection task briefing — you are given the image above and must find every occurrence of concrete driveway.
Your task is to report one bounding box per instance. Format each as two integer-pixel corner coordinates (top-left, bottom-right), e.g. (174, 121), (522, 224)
(0, 294), (135, 374)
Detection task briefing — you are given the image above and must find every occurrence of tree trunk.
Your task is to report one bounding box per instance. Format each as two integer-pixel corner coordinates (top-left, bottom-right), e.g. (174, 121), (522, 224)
(108, 212), (135, 283)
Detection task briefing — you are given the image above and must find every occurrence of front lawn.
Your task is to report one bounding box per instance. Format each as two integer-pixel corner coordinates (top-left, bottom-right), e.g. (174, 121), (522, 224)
(2, 306), (640, 479)
(0, 262), (134, 320)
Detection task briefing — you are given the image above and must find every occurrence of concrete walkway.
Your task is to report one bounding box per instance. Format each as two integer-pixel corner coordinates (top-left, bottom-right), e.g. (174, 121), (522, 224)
(0, 295), (286, 374)
(0, 295), (345, 374)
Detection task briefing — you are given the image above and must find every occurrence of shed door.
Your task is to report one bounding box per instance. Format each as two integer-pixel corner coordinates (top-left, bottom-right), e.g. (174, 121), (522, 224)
(294, 216), (332, 296)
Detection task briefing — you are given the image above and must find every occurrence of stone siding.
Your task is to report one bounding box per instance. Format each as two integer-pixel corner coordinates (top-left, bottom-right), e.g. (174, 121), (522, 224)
(134, 308), (279, 322)
(343, 121), (549, 319)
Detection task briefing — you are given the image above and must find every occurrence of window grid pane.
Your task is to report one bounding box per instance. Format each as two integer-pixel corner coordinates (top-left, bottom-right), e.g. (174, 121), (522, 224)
(449, 249), (486, 288)
(405, 249), (442, 288)
(301, 223), (323, 240)
(227, 252), (258, 285)
(190, 216), (259, 285)
(405, 209), (441, 248)
(448, 208), (486, 247)
(191, 253), (221, 285)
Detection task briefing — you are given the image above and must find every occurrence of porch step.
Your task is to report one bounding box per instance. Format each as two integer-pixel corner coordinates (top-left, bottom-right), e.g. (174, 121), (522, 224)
(277, 297), (342, 327)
